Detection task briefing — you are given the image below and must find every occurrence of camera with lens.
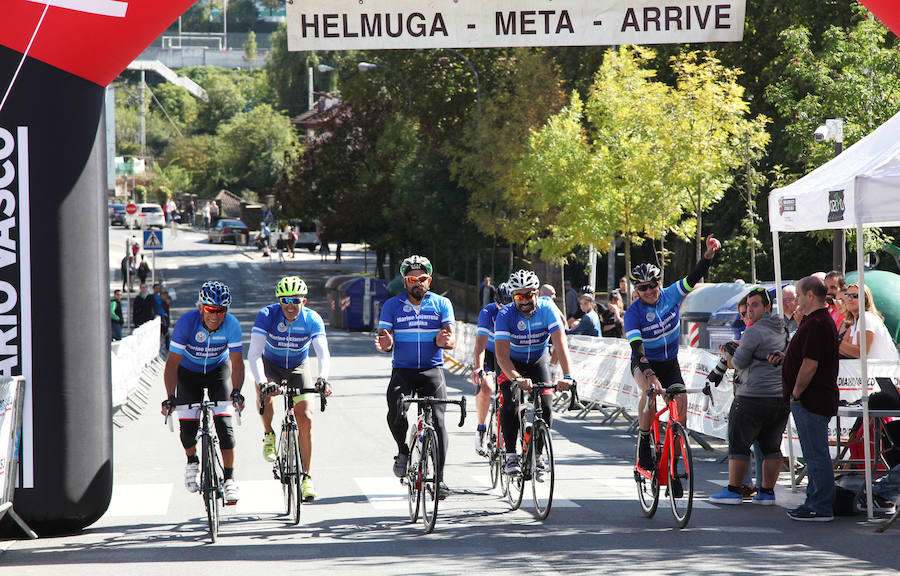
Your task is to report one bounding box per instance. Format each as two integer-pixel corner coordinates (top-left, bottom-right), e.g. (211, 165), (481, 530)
(706, 340), (738, 387)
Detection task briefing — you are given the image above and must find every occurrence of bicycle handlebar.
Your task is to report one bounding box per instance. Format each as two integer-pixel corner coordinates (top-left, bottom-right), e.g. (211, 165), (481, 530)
(642, 386), (709, 414)
(259, 379), (330, 414)
(402, 395), (467, 428)
(165, 400), (242, 430)
(517, 379), (580, 411)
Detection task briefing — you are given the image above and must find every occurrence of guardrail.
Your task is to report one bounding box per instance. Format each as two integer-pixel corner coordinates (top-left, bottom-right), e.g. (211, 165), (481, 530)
(112, 318), (162, 426)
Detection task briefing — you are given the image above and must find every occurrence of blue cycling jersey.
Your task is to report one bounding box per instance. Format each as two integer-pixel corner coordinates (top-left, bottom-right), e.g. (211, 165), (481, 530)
(170, 309), (243, 373)
(624, 278), (692, 362)
(476, 303), (501, 354)
(494, 299), (561, 364)
(251, 303), (326, 369)
(379, 292), (455, 369)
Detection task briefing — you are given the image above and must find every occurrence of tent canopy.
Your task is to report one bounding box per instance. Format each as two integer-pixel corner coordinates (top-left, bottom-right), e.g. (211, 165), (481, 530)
(769, 110), (900, 232)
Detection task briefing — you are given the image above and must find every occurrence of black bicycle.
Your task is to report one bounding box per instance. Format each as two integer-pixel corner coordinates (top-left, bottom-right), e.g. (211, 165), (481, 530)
(401, 395), (466, 534)
(166, 400), (242, 543)
(261, 379), (328, 525)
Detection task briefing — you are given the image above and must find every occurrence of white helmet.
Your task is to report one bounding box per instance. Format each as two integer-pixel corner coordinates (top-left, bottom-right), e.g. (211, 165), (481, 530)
(507, 269), (540, 292)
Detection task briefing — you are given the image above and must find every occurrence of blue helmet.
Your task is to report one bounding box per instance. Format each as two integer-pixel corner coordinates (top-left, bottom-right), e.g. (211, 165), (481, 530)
(199, 281), (232, 308)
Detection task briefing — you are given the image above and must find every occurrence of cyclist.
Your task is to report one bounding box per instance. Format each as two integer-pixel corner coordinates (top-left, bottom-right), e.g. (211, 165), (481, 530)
(248, 276), (333, 502)
(494, 269), (574, 475)
(162, 281), (245, 504)
(471, 282), (511, 455)
(375, 255), (455, 499)
(628, 235), (721, 477)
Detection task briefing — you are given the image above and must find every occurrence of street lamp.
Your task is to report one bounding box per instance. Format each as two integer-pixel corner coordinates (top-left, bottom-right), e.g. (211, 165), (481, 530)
(815, 118), (845, 273)
(308, 64), (336, 111)
(357, 61), (412, 111)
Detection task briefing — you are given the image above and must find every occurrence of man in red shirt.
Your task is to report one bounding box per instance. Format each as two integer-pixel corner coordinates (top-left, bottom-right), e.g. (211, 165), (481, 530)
(824, 270), (846, 328)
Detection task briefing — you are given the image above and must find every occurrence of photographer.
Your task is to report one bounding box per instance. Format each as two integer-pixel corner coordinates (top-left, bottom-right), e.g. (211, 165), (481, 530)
(709, 287), (789, 506)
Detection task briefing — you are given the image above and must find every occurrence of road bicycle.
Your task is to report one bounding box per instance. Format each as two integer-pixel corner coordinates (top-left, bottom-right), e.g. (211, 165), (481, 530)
(502, 379), (578, 520)
(165, 399), (242, 543)
(260, 379), (328, 525)
(486, 376), (503, 491)
(401, 395), (467, 534)
(634, 386), (705, 529)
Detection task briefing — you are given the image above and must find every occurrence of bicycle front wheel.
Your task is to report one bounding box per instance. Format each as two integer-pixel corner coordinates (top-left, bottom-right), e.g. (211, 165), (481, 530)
(635, 434), (659, 518)
(202, 435), (220, 543)
(505, 435), (525, 510)
(531, 422), (555, 520)
(290, 431), (302, 525)
(421, 429), (441, 534)
(407, 437), (422, 523)
(488, 404), (500, 489)
(669, 423), (694, 529)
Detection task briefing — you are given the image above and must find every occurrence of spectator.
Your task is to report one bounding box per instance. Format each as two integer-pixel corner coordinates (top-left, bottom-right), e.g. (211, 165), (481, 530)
(120, 254), (135, 292)
(187, 199), (195, 227)
(202, 201), (211, 229)
(210, 201), (220, 226)
(132, 283), (157, 328)
(824, 270), (846, 328)
(709, 287), (789, 506)
(782, 285), (799, 334)
(568, 285), (594, 328)
(137, 254), (151, 285)
(335, 240), (342, 263)
(599, 290), (625, 338)
(772, 275), (839, 522)
(838, 283), (899, 361)
(539, 284), (568, 367)
(166, 198), (177, 223)
(480, 275), (497, 308)
(732, 295), (764, 497)
(563, 280), (578, 323)
(618, 276), (630, 301)
(282, 227), (295, 258)
(319, 237), (330, 261)
(567, 294), (601, 337)
(130, 234), (140, 259)
(110, 290), (124, 341)
(153, 283), (170, 346)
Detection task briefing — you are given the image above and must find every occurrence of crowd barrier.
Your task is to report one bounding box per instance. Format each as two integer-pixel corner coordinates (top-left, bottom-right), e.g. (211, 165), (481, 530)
(111, 318), (161, 409)
(0, 377), (37, 538)
(447, 322), (900, 450)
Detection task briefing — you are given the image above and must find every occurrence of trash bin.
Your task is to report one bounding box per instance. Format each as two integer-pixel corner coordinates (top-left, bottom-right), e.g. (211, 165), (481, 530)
(339, 277), (389, 331)
(325, 275), (357, 329)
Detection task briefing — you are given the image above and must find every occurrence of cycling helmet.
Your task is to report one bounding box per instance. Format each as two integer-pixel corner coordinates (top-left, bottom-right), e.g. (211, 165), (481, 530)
(506, 269), (540, 292)
(199, 281), (232, 308)
(580, 284), (595, 295)
(495, 282), (511, 306)
(629, 263), (661, 284)
(275, 276), (308, 297)
(399, 255), (433, 276)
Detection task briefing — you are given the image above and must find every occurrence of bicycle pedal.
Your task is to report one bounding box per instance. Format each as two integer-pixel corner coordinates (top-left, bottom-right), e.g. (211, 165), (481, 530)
(225, 499), (238, 506)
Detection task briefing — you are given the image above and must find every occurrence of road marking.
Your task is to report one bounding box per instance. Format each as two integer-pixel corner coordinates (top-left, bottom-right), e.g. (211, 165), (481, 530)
(355, 476), (408, 509)
(207, 263), (222, 269)
(250, 263), (260, 270)
(229, 479), (289, 514)
(472, 475), (580, 507)
(105, 483), (172, 516)
(227, 262), (239, 269)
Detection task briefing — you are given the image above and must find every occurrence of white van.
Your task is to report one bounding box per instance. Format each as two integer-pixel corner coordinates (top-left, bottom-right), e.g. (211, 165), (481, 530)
(290, 219), (320, 252)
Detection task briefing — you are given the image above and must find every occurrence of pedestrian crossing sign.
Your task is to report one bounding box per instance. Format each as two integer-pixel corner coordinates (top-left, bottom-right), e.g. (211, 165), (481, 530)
(143, 230), (163, 251)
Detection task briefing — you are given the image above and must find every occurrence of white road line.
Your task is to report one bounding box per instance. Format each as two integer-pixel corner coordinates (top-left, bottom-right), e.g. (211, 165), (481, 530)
(472, 475), (580, 507)
(227, 262), (239, 269)
(207, 263), (222, 269)
(355, 476), (408, 510)
(105, 483), (172, 516)
(229, 479), (289, 514)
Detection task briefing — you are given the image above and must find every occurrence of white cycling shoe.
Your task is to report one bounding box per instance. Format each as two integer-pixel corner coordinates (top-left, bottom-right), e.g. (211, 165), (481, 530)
(224, 478), (240, 504)
(184, 461), (200, 493)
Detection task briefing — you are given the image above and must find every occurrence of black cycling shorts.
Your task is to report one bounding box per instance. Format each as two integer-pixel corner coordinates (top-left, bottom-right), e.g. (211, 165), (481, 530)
(648, 358), (685, 389)
(176, 361), (233, 417)
(483, 349), (497, 373)
(262, 357), (315, 401)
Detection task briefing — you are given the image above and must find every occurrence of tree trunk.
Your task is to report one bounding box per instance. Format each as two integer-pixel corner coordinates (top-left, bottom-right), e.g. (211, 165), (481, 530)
(746, 164), (757, 284)
(624, 236), (632, 293)
(695, 178), (703, 263)
(659, 234), (666, 286)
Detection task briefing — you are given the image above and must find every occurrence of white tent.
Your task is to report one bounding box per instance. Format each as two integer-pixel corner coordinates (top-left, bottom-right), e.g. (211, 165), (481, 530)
(769, 109), (900, 520)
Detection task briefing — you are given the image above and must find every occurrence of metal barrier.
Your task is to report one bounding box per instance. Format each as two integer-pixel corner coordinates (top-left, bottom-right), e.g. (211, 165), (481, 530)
(0, 377), (37, 538)
(111, 318), (163, 428)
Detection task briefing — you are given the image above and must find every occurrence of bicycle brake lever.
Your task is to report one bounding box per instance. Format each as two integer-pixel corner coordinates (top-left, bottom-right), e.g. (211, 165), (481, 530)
(458, 396), (467, 428)
(319, 382), (327, 412)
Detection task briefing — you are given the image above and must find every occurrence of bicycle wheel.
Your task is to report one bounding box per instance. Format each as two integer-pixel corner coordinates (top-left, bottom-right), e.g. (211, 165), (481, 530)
(505, 432), (525, 510)
(669, 423), (694, 529)
(279, 430), (297, 520)
(201, 435), (219, 543)
(531, 422), (555, 520)
(289, 431), (302, 526)
(421, 429), (441, 534)
(407, 437), (421, 523)
(488, 404), (500, 489)
(635, 434), (659, 518)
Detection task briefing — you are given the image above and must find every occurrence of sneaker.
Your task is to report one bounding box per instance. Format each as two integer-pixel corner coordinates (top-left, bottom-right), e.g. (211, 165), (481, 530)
(740, 485), (758, 501)
(474, 428), (488, 456)
(534, 456), (547, 483)
(301, 476), (317, 502)
(184, 461), (200, 493)
(438, 482), (450, 500)
(504, 454), (521, 475)
(262, 432), (276, 463)
(709, 486), (742, 505)
(393, 453), (409, 478)
(752, 491), (776, 506)
(638, 439), (655, 471)
(669, 478), (683, 499)
(788, 506), (833, 522)
(223, 478), (240, 504)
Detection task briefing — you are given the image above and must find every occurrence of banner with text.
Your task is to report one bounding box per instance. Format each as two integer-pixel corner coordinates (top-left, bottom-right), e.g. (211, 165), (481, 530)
(287, 0), (746, 51)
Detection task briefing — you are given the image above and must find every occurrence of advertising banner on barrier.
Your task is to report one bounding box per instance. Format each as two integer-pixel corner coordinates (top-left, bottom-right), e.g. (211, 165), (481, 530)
(0, 377), (21, 502)
(286, 0), (746, 51)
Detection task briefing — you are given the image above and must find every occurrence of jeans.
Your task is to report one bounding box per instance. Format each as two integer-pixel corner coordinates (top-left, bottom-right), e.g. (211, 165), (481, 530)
(111, 322), (123, 341)
(791, 401), (835, 515)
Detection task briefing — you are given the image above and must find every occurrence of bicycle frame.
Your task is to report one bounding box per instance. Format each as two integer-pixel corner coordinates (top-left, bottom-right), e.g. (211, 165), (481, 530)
(640, 393), (681, 490)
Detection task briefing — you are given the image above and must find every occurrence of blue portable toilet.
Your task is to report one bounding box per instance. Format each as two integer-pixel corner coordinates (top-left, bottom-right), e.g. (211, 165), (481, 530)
(339, 277), (390, 330)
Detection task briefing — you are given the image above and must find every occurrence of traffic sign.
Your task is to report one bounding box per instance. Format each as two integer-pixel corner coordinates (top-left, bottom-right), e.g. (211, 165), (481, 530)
(143, 230), (163, 251)
(125, 203), (137, 215)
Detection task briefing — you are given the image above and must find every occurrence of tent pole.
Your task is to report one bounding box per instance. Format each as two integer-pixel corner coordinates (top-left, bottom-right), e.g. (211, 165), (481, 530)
(857, 223), (874, 520)
(773, 230), (797, 491)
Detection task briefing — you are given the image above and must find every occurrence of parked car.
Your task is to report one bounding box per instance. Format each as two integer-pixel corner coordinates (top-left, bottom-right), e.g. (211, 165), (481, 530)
(109, 203), (127, 226)
(125, 203), (166, 229)
(289, 218), (320, 252)
(208, 218), (250, 244)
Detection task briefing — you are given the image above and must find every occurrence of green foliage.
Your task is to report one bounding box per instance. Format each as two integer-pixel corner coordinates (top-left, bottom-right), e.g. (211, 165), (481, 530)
(162, 134), (222, 197)
(243, 31), (258, 63)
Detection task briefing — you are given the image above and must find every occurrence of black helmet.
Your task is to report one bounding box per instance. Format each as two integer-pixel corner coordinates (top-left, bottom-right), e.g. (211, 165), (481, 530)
(580, 285), (595, 295)
(495, 282), (511, 306)
(630, 263), (660, 284)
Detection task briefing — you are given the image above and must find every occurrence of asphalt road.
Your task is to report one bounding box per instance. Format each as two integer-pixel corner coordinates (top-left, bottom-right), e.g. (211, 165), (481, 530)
(1, 226), (899, 575)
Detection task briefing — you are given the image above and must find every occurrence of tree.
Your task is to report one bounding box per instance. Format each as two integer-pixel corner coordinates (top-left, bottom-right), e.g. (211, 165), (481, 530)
(243, 31), (258, 64)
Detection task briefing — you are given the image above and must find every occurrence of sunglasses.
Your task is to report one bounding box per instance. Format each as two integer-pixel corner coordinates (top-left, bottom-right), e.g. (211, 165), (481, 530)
(636, 281), (659, 292)
(203, 305), (226, 315)
(513, 292), (536, 301)
(845, 293), (859, 299)
(405, 274), (431, 283)
(279, 296), (304, 305)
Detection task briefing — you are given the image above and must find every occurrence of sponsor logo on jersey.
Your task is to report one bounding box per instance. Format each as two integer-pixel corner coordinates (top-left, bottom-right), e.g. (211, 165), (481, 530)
(277, 321), (287, 332)
(646, 312), (655, 322)
(517, 320), (527, 331)
(403, 305), (412, 312)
